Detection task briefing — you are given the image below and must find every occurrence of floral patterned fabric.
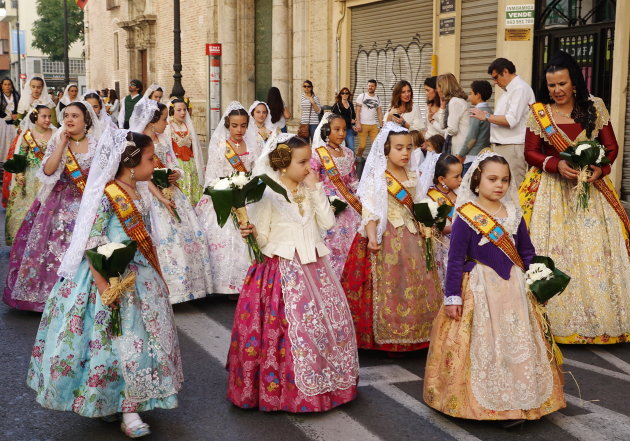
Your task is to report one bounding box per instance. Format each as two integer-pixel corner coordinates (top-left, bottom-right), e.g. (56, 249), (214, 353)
(27, 195), (183, 417)
(310, 146), (361, 278)
(3, 151), (91, 312)
(176, 157), (203, 206)
(5, 137), (46, 245)
(423, 269), (566, 420)
(227, 256), (358, 412)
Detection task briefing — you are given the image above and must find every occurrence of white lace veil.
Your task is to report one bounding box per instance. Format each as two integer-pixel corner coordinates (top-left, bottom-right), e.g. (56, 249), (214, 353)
(415, 151), (440, 200)
(143, 83), (163, 101)
(311, 111), (347, 151)
(56, 83), (78, 119)
(13, 107), (56, 155)
(252, 130), (296, 177)
(204, 101), (259, 186)
(17, 75), (55, 116)
(83, 89), (116, 131)
(36, 100), (104, 203)
(129, 96), (160, 133)
(58, 127), (131, 278)
(167, 99), (205, 184)
(357, 121), (409, 242)
(248, 100), (274, 132)
(454, 150), (522, 228)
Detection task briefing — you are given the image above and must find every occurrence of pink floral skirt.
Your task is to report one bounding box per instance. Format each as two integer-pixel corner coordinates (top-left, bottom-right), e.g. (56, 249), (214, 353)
(227, 256), (359, 412)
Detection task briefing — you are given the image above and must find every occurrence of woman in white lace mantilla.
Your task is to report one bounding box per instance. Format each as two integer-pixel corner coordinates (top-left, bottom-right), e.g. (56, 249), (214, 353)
(423, 151), (565, 421)
(226, 132), (358, 412)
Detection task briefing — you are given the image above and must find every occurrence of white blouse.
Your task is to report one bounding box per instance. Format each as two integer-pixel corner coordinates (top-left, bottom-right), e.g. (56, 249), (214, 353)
(251, 182), (335, 264)
(386, 103), (424, 131)
(431, 97), (469, 152)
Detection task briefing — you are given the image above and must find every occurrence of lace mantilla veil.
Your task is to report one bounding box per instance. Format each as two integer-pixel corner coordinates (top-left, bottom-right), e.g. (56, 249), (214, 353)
(56, 83), (78, 120)
(204, 101), (259, 186)
(357, 121), (409, 242)
(58, 128), (132, 278)
(36, 100), (104, 204)
(143, 83), (163, 101)
(248, 100), (274, 132)
(13, 108), (56, 156)
(83, 89), (116, 130)
(167, 98), (205, 185)
(415, 151), (441, 200)
(17, 75), (56, 120)
(252, 130), (297, 177)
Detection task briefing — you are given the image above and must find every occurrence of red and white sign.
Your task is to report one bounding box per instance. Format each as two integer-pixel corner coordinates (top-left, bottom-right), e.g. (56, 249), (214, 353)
(19, 73), (26, 79)
(206, 44), (222, 56)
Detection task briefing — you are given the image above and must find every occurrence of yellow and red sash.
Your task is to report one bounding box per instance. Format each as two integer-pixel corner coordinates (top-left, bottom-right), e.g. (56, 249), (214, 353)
(457, 202), (525, 271)
(64, 149), (87, 193)
(427, 187), (455, 221)
(22, 130), (45, 161)
(316, 146), (362, 214)
(526, 102), (630, 256)
(104, 181), (161, 274)
(225, 141), (247, 173)
(385, 170), (414, 212)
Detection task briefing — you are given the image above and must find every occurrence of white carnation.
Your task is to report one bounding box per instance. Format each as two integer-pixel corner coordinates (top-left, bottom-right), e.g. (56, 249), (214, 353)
(596, 146), (606, 164)
(328, 195), (341, 203)
(419, 198), (439, 219)
(525, 263), (553, 285)
(231, 172), (250, 189)
(575, 144), (591, 156)
(212, 177), (231, 190)
(97, 242), (127, 259)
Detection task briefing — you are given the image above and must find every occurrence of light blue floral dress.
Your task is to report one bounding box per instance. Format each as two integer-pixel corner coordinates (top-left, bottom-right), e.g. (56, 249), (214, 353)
(27, 194), (183, 417)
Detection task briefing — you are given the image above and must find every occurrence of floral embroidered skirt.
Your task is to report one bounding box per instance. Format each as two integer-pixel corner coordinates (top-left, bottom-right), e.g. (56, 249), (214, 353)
(176, 157), (203, 207)
(5, 165), (42, 245)
(423, 266), (566, 420)
(3, 179), (80, 312)
(227, 255), (359, 412)
(324, 206), (362, 279)
(341, 224), (443, 352)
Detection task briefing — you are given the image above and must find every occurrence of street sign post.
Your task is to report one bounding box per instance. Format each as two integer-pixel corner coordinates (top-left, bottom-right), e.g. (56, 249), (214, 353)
(207, 43), (222, 138)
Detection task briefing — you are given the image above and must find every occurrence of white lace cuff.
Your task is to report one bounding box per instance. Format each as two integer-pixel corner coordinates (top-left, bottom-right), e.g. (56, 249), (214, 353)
(542, 156), (553, 172)
(444, 295), (463, 306)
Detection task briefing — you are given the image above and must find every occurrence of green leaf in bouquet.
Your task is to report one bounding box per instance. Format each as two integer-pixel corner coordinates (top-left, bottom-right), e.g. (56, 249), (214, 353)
(257, 174), (291, 202)
(330, 198), (348, 215)
(413, 203), (436, 227)
(85, 248), (108, 280)
(151, 168), (175, 189)
(529, 255), (571, 304)
(3, 154), (27, 174)
(434, 204), (453, 231)
(205, 187), (235, 228)
(107, 240), (138, 277)
(241, 177), (266, 206)
(559, 150), (575, 166)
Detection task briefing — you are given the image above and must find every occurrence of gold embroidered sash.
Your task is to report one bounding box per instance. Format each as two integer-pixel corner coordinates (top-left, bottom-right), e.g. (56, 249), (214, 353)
(104, 181), (161, 274)
(64, 149), (87, 193)
(225, 141), (247, 172)
(23, 130), (45, 161)
(427, 187), (455, 220)
(457, 202), (525, 271)
(529, 102), (630, 256)
(385, 170), (414, 212)
(316, 146), (362, 214)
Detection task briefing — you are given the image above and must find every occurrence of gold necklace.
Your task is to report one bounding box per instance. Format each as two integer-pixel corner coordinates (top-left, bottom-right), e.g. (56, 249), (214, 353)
(291, 186), (306, 216)
(552, 104), (572, 119)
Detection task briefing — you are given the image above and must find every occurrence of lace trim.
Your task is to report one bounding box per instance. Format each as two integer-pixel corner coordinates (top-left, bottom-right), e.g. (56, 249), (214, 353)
(444, 295), (462, 306)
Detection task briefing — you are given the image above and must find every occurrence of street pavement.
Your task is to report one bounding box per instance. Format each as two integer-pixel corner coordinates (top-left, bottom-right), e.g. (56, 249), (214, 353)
(2, 207), (630, 441)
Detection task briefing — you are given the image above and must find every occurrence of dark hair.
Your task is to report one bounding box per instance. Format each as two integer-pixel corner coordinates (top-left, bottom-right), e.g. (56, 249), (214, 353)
(84, 92), (103, 111)
(120, 132), (153, 169)
(487, 58), (516, 76)
(320, 114), (346, 141)
(471, 80), (493, 102)
(29, 105), (50, 124)
(169, 98), (187, 117)
(433, 154), (461, 186)
(223, 108), (249, 128)
(0, 77), (18, 116)
(64, 102), (93, 131)
(383, 129), (410, 156)
(303, 79), (314, 95)
(108, 88), (118, 101)
(266, 87), (285, 124)
(249, 101), (268, 118)
(30, 76), (45, 86)
(390, 80), (413, 113)
(130, 79), (143, 94)
(1, 77), (14, 90)
(335, 87), (352, 104)
(470, 155), (511, 196)
(539, 50), (596, 138)
(367, 79), (377, 85)
(149, 87), (163, 99)
(268, 136), (310, 170)
(409, 129), (424, 148)
(150, 102), (167, 123)
(423, 76), (441, 108)
(426, 134), (445, 153)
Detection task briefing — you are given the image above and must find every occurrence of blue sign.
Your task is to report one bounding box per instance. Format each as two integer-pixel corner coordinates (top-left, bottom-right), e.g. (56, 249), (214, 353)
(11, 30), (26, 55)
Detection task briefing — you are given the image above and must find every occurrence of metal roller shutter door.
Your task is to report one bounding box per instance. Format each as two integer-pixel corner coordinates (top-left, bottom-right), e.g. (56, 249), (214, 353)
(350, 0), (433, 121)
(621, 56), (630, 209)
(459, 0), (498, 102)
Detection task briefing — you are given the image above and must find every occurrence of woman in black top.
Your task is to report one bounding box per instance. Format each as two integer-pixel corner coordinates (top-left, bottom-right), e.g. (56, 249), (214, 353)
(331, 87), (356, 151)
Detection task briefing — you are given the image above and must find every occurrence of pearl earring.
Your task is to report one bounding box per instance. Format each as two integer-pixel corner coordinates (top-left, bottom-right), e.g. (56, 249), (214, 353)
(130, 168), (136, 180)
(281, 169), (287, 175)
(475, 186), (479, 193)
(442, 183), (449, 190)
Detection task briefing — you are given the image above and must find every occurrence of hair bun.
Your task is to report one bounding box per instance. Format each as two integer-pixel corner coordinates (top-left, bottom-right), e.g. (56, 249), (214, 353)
(269, 143), (292, 169)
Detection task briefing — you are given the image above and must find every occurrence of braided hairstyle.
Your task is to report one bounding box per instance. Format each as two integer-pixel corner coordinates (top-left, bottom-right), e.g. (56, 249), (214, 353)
(150, 102), (167, 123)
(29, 105), (50, 124)
(120, 131), (153, 169)
(268, 136), (309, 170)
(224, 108), (249, 128)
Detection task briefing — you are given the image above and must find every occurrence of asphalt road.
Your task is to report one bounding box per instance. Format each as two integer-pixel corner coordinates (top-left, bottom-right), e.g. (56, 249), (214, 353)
(2, 208), (630, 441)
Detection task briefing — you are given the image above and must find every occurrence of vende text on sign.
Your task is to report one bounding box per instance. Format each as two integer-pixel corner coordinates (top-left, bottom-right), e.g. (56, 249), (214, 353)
(506, 4), (535, 25)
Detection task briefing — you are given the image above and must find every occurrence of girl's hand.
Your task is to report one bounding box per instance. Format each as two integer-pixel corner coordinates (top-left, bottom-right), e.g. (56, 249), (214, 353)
(442, 225), (452, 235)
(15, 173), (25, 186)
(367, 238), (381, 251)
(303, 168), (319, 189)
(59, 130), (70, 149)
(95, 279), (109, 295)
(558, 160), (579, 180)
(159, 197), (176, 216)
(586, 165), (603, 183)
(167, 171), (180, 184)
(240, 223), (257, 238)
(445, 305), (462, 320)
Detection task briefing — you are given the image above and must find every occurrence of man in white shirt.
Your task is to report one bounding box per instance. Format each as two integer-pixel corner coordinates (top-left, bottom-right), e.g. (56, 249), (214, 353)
(471, 58), (535, 186)
(355, 79), (383, 158)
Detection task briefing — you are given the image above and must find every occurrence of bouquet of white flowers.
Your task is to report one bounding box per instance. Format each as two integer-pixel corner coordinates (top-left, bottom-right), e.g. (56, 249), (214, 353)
(413, 198), (452, 270)
(559, 141), (610, 210)
(205, 171), (289, 263)
(328, 195), (348, 215)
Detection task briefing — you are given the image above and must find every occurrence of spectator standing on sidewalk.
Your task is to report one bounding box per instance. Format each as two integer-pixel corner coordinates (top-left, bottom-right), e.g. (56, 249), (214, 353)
(354, 79), (383, 158)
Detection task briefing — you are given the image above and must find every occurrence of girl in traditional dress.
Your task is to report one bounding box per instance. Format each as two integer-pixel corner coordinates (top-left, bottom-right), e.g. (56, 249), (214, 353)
(84, 90), (117, 131)
(164, 98), (204, 206)
(144, 84), (163, 102)
(416, 153), (462, 286)
(423, 151), (565, 422)
(0, 78), (20, 163)
(195, 102), (261, 295)
(310, 112), (361, 278)
(227, 132), (359, 412)
(3, 101), (102, 311)
(341, 122), (443, 353)
(249, 100), (274, 147)
(5, 106), (56, 245)
(28, 130), (183, 438)
(129, 97), (212, 304)
(520, 51), (630, 344)
(17, 76), (56, 117)
(56, 84), (79, 120)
